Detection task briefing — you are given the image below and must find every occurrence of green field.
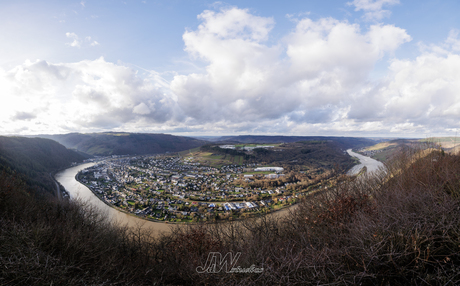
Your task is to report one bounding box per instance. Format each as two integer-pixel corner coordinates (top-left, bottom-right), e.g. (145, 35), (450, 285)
(178, 147), (201, 156)
(180, 150), (246, 167)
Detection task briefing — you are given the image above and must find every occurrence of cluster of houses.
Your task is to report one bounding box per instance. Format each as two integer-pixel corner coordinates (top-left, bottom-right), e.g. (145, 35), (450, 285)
(78, 155), (297, 222)
(357, 148), (383, 157)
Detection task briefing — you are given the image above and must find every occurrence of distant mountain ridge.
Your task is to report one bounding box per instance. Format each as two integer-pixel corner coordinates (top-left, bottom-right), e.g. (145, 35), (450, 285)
(33, 132), (206, 156)
(30, 133), (382, 156)
(213, 135), (382, 149)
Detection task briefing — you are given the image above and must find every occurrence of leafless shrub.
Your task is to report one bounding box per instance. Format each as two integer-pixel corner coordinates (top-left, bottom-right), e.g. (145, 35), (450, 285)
(2, 145), (460, 285)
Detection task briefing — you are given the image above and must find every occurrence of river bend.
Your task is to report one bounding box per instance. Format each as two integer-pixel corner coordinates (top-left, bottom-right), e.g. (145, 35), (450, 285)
(55, 163), (175, 234)
(55, 151), (380, 234)
(346, 149), (384, 175)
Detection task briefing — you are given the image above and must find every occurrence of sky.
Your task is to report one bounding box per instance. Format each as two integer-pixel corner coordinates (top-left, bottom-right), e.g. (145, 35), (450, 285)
(2, 0), (460, 138)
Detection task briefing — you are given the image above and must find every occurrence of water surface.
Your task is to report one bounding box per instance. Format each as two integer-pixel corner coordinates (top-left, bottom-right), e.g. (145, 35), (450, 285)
(55, 163), (176, 235)
(346, 149), (384, 175)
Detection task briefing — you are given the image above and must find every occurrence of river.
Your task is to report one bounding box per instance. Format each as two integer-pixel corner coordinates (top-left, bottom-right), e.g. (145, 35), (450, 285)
(346, 149), (384, 175)
(55, 163), (176, 235)
(55, 163), (291, 235)
(55, 151), (380, 235)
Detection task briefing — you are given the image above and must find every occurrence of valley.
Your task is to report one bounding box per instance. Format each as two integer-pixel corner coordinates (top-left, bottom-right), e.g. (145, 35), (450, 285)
(76, 141), (363, 223)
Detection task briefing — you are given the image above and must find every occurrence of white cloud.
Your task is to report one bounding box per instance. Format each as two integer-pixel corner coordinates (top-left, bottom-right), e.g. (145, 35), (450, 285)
(286, 18), (410, 78)
(348, 0), (399, 21)
(172, 7), (280, 123)
(375, 53), (460, 127)
(446, 29), (460, 52)
(66, 32), (81, 48)
(285, 11), (311, 22)
(342, 35), (460, 136)
(65, 33), (99, 48)
(1, 58), (177, 134)
(171, 8), (410, 133)
(133, 102), (152, 115)
(7, 6), (460, 137)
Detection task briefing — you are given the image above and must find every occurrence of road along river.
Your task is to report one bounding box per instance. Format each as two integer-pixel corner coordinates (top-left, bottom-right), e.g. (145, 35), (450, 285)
(346, 149), (384, 175)
(55, 151), (380, 236)
(55, 163), (176, 235)
(55, 163), (292, 236)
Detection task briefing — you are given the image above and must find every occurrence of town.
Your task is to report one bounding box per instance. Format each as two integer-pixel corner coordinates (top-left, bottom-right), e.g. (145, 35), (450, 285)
(356, 148), (383, 157)
(77, 151), (336, 223)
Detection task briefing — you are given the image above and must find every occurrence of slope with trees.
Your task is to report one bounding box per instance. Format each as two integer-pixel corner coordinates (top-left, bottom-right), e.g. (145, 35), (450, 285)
(201, 139), (358, 171)
(214, 135), (381, 149)
(1, 141), (460, 285)
(0, 136), (86, 195)
(34, 132), (207, 156)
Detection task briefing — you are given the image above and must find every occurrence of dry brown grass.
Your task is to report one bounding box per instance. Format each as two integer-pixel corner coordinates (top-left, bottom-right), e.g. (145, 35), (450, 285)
(365, 141), (398, 151)
(1, 144), (460, 285)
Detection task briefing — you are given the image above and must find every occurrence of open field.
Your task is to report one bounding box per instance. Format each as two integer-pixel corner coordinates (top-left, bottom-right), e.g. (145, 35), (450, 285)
(364, 141), (398, 151)
(182, 150), (246, 167)
(177, 147), (201, 156)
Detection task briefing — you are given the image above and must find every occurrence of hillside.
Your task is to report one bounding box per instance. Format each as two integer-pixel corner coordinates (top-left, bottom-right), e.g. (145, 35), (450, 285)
(200, 140), (356, 171)
(1, 142), (460, 284)
(34, 132), (206, 156)
(421, 137), (460, 153)
(360, 138), (444, 162)
(215, 135), (381, 149)
(0, 136), (86, 195)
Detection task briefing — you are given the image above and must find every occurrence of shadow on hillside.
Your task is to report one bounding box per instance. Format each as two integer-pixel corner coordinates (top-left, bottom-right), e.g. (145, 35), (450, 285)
(1, 143), (460, 285)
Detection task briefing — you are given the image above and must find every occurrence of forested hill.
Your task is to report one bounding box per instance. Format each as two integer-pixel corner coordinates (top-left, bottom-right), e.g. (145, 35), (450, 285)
(215, 135), (381, 149)
(34, 132), (206, 156)
(0, 136), (86, 195)
(201, 140), (357, 171)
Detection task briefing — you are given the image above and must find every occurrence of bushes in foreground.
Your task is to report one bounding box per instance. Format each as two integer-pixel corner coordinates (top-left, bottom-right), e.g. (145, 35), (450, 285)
(1, 147), (460, 285)
(0, 169), (159, 285)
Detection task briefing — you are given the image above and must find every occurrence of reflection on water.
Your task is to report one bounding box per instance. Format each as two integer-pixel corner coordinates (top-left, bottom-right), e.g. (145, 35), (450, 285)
(346, 149), (384, 175)
(55, 163), (176, 235)
(56, 157), (346, 237)
(56, 149), (384, 235)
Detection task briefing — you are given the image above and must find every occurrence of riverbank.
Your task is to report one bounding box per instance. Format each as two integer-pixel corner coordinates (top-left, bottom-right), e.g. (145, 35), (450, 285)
(60, 153), (371, 227)
(74, 171), (157, 222)
(346, 149), (384, 175)
(55, 164), (176, 234)
(75, 169), (303, 224)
